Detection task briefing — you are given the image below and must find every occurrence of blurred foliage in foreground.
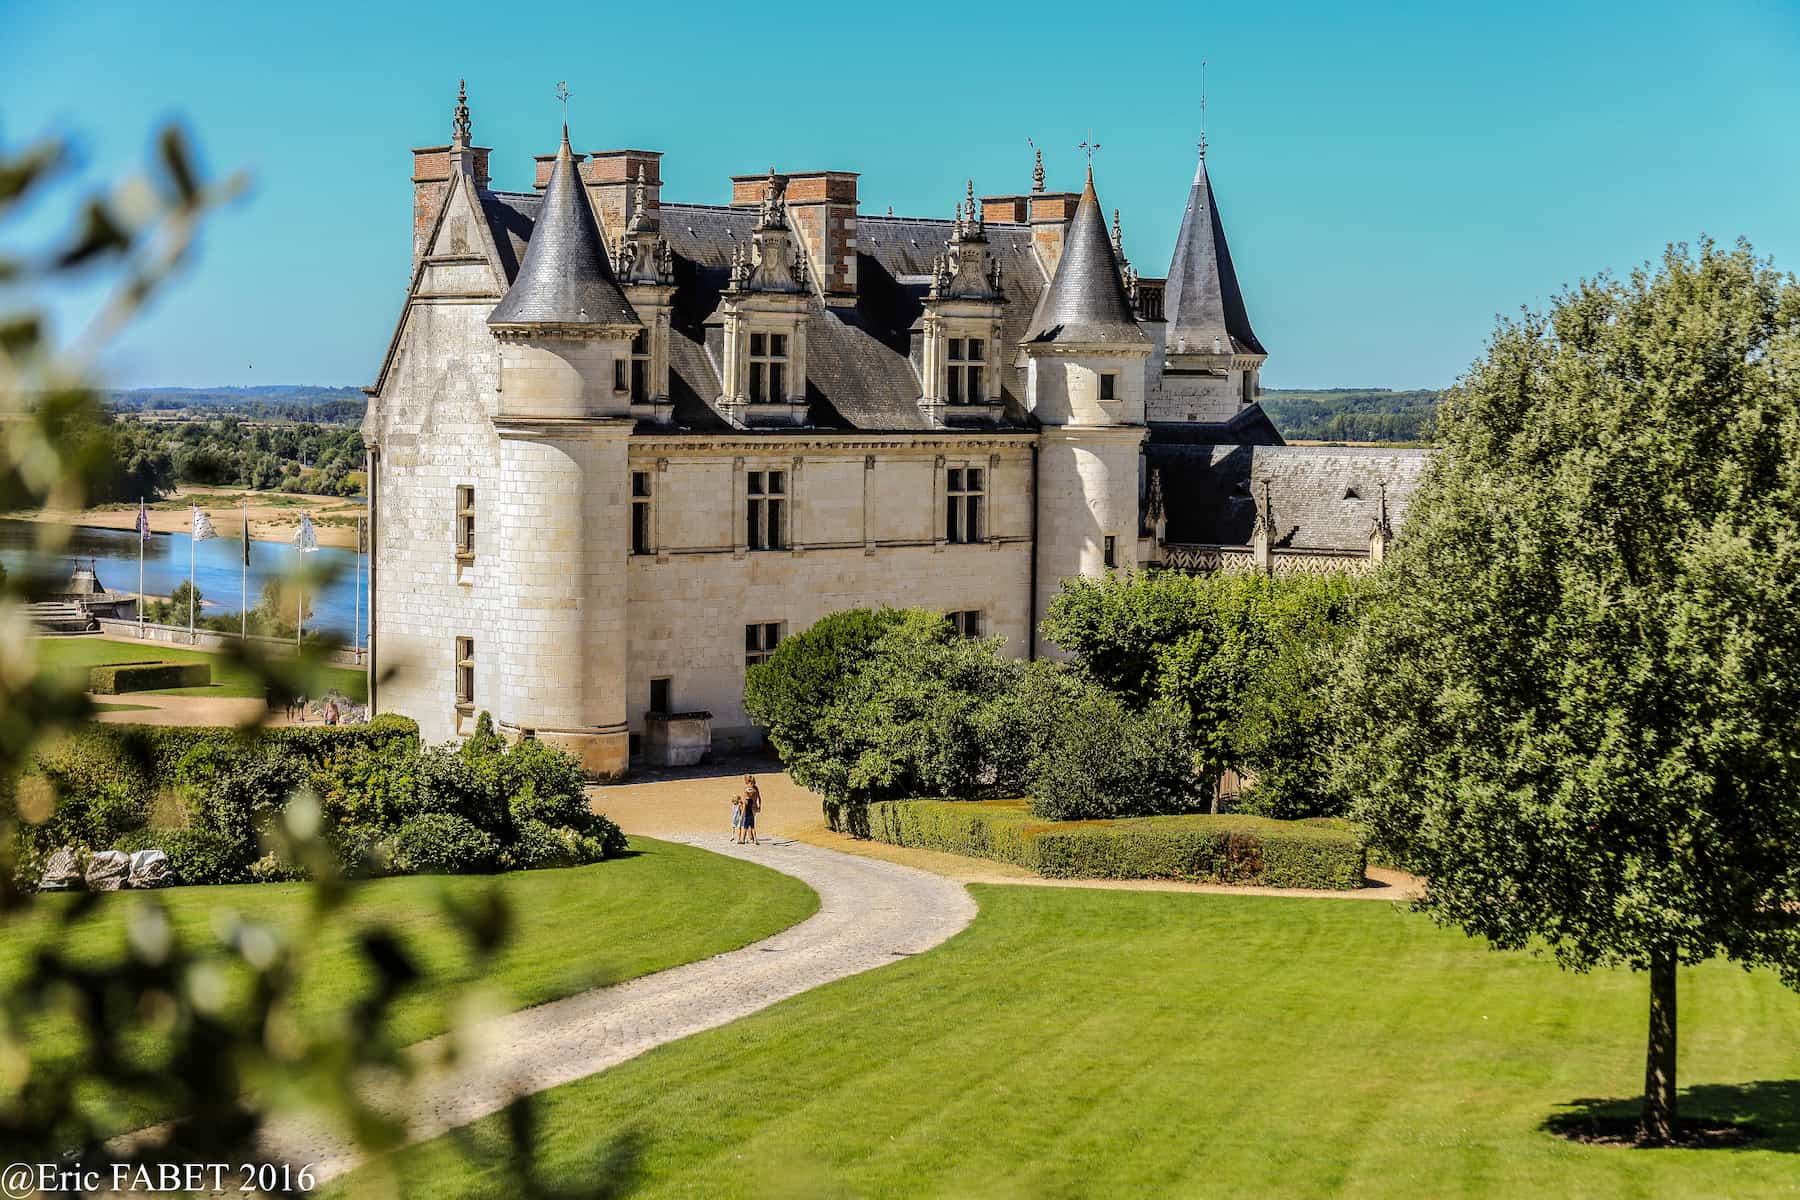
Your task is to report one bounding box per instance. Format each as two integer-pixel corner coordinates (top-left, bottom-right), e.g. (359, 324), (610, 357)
(0, 128), (635, 1194)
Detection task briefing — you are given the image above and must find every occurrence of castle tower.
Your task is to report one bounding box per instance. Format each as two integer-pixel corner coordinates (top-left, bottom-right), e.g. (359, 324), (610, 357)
(1150, 140), (1267, 424)
(1020, 166), (1151, 656)
(485, 123), (641, 776)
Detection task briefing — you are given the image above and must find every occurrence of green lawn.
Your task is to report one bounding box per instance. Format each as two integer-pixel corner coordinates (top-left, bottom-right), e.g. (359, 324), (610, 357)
(341, 885), (1800, 1199)
(5, 837), (817, 1135)
(32, 635), (367, 701)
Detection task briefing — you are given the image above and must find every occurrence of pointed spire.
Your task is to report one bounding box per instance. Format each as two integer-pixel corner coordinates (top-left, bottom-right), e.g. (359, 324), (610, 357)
(452, 79), (472, 147)
(1163, 147), (1264, 356)
(1022, 169), (1147, 347)
(488, 124), (637, 331)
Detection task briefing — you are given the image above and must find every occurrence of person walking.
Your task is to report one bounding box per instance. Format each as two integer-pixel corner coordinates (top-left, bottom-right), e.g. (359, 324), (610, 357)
(740, 775), (761, 845)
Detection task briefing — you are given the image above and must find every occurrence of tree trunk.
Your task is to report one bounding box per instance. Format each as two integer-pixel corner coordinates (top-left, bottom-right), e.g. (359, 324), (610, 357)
(1639, 947), (1678, 1144)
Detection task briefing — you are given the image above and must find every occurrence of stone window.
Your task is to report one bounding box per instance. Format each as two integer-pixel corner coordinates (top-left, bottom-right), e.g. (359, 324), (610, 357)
(745, 621), (782, 667)
(454, 636), (475, 710)
(1241, 371), (1254, 404)
(945, 466), (984, 544)
(455, 486), (476, 560)
(948, 609), (982, 638)
(946, 337), (986, 404)
(1099, 372), (1118, 402)
(627, 329), (650, 401)
(747, 469), (786, 550)
(748, 332), (788, 403)
(630, 471), (653, 555)
(649, 676), (671, 715)
(1104, 534), (1118, 568)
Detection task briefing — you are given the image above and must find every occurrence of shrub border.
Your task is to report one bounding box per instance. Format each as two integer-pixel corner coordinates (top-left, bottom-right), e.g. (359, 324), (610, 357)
(867, 800), (1367, 890)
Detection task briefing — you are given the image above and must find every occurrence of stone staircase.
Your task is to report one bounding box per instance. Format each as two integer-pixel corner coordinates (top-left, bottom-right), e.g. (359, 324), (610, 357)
(25, 601), (96, 634)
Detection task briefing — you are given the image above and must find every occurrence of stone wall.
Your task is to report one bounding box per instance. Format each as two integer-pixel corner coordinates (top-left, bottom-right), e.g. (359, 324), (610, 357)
(93, 619), (365, 667)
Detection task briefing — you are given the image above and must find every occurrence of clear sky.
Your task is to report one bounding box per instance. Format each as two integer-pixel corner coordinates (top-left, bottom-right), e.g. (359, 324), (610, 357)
(6, 0), (1798, 391)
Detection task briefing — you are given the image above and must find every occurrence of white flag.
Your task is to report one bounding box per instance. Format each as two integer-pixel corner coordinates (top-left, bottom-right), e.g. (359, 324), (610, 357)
(294, 513), (319, 554)
(191, 507), (219, 542)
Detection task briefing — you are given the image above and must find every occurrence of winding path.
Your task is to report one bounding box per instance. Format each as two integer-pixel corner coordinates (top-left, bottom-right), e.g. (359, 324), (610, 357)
(258, 833), (976, 1184)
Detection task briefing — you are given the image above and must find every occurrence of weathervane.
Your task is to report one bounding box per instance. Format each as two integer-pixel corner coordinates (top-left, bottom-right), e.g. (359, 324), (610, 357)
(1198, 59), (1209, 159)
(1078, 131), (1101, 170)
(555, 80), (571, 127)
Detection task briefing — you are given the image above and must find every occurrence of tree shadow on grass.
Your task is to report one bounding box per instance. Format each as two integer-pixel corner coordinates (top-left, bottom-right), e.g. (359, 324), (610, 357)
(1544, 1080), (1800, 1151)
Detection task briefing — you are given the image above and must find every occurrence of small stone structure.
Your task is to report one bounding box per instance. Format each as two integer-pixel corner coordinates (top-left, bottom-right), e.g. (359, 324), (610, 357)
(643, 711), (713, 767)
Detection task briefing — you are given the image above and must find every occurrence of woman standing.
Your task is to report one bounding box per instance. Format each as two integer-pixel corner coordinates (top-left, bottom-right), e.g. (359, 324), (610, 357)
(740, 775), (761, 845)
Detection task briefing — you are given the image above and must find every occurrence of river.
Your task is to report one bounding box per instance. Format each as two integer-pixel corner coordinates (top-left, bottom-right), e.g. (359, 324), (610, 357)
(0, 517), (368, 641)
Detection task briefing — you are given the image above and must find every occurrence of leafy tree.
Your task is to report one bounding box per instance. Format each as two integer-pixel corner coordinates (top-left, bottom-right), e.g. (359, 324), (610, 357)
(1335, 240), (1800, 1143)
(1045, 571), (1361, 815)
(746, 608), (1031, 830)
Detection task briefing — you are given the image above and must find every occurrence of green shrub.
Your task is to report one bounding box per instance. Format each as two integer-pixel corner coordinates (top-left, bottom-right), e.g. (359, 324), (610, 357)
(501, 738), (590, 828)
(1029, 693), (1201, 821)
(415, 746), (506, 834)
(390, 812), (499, 876)
(866, 800), (1367, 889)
(88, 661), (210, 694)
(504, 819), (582, 871)
(161, 827), (254, 885)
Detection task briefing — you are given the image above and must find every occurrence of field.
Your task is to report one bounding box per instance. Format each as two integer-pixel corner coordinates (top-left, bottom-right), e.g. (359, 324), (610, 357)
(33, 635), (367, 701)
(3, 838), (818, 1137)
(341, 885), (1800, 1199)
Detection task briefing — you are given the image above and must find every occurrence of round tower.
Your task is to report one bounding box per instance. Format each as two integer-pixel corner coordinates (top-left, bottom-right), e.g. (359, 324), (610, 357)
(1021, 167), (1152, 657)
(485, 124), (641, 776)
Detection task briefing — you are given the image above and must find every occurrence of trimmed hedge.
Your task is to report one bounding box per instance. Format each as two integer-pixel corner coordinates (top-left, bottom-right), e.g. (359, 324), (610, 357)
(89, 661), (210, 693)
(867, 800), (1367, 890)
(49, 714), (420, 779)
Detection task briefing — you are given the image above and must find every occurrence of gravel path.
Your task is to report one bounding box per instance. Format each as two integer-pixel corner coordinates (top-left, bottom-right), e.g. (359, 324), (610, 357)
(258, 833), (976, 1184)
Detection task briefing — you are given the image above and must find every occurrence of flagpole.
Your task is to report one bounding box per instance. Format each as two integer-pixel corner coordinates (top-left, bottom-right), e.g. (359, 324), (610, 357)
(354, 515), (363, 665)
(137, 497), (145, 635)
(187, 507), (196, 645)
(240, 504), (248, 642)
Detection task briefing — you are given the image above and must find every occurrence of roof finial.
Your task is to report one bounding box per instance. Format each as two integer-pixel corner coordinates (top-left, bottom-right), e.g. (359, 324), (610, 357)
(554, 80), (571, 142)
(452, 78), (472, 146)
(1111, 207), (1124, 255)
(1198, 59), (1209, 160)
(1028, 137), (1045, 193)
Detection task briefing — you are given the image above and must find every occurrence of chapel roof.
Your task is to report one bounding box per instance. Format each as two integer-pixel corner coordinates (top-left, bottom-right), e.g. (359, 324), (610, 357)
(1148, 443), (1430, 551)
(1163, 151), (1265, 357)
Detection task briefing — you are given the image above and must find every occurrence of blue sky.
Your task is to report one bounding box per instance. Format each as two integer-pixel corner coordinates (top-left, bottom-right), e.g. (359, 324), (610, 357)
(6, 0), (1798, 391)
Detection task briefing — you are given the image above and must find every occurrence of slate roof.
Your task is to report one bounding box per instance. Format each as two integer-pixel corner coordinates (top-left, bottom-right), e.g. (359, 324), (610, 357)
(1148, 443), (1431, 551)
(487, 131), (638, 330)
(475, 191), (1053, 432)
(1022, 171), (1149, 347)
(1163, 154), (1265, 356)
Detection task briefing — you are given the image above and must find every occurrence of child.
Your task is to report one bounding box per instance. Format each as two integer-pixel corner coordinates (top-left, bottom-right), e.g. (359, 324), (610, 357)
(730, 791), (744, 841)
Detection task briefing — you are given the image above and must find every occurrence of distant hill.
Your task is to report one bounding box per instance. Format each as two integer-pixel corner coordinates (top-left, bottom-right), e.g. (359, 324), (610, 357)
(1260, 388), (1441, 445)
(105, 386), (366, 425)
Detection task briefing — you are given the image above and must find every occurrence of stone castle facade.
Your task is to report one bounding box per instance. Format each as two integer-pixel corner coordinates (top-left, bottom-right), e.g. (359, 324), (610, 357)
(362, 84), (1426, 775)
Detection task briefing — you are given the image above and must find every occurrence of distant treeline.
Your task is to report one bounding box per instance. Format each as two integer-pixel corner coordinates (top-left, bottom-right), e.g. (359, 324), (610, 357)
(55, 411), (366, 503)
(1261, 389), (1442, 444)
(105, 386), (367, 425)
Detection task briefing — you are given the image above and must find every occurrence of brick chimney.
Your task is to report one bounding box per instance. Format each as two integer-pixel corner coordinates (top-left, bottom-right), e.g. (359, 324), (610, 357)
(734, 170), (859, 302)
(412, 142), (490, 274)
(1028, 191), (1081, 276)
(980, 194), (1029, 224)
(584, 150), (663, 247)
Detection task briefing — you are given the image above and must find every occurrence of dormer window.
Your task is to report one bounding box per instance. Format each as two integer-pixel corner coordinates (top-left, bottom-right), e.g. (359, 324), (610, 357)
(748, 333), (788, 403)
(946, 337), (986, 404)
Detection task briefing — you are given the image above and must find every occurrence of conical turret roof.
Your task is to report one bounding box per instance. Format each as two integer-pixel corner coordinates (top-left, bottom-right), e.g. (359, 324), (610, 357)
(1023, 169), (1147, 347)
(1164, 152), (1263, 356)
(488, 127), (638, 331)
